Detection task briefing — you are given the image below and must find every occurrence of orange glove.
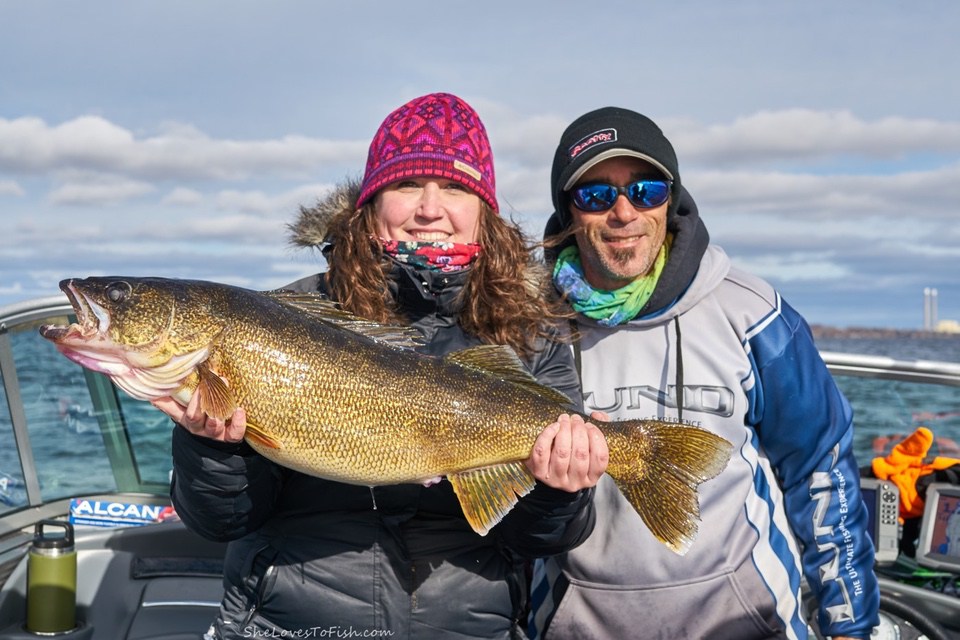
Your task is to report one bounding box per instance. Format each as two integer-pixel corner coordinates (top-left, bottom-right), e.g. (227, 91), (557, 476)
(872, 427), (960, 518)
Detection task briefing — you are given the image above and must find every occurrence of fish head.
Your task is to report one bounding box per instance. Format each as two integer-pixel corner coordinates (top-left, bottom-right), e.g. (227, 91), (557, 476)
(38, 277), (223, 400)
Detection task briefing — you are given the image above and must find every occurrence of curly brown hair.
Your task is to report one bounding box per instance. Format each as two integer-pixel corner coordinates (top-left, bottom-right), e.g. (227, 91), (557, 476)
(323, 201), (571, 357)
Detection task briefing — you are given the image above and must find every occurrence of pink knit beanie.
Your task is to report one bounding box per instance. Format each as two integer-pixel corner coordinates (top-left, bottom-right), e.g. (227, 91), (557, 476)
(355, 93), (498, 212)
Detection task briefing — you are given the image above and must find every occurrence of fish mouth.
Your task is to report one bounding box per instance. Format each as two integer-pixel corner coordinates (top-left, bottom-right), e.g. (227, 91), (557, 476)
(38, 279), (151, 382)
(37, 277), (207, 400)
(38, 279), (109, 343)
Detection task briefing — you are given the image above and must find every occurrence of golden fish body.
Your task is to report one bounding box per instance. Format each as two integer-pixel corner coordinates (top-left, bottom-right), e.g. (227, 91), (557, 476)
(40, 276), (732, 553)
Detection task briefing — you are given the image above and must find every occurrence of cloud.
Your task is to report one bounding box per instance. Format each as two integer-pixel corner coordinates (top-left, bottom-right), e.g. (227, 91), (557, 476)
(161, 187), (204, 206)
(141, 214), (285, 243)
(4, 110), (959, 215)
(215, 183), (332, 216)
(0, 282), (23, 295)
(0, 115), (367, 182)
(2, 107), (958, 329)
(483, 106), (960, 173)
(686, 163), (960, 219)
(479, 100), (568, 166)
(669, 109), (960, 165)
(48, 176), (155, 206)
(733, 252), (852, 282)
(0, 179), (25, 196)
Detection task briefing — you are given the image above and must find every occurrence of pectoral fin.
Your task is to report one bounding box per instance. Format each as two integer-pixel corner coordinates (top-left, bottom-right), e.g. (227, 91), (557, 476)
(195, 361), (237, 420)
(448, 461), (537, 536)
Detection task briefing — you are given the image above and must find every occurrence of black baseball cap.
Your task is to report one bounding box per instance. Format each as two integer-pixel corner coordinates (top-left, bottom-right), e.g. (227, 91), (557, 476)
(550, 107), (681, 230)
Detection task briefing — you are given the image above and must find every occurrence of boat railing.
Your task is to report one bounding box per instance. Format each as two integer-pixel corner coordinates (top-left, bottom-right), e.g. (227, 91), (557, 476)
(822, 350), (960, 387)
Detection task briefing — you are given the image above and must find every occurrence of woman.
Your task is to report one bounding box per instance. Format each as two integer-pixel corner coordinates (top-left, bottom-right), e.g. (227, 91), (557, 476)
(154, 93), (607, 639)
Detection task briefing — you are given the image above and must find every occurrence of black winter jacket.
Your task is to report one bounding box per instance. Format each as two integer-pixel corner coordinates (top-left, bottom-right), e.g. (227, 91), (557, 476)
(171, 224), (594, 639)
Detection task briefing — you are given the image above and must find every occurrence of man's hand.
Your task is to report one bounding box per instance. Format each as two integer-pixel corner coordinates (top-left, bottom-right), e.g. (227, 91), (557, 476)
(525, 413), (609, 492)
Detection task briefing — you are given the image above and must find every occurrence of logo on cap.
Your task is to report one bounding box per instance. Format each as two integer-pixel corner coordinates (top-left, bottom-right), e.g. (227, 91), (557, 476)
(453, 159), (482, 181)
(569, 128), (617, 159)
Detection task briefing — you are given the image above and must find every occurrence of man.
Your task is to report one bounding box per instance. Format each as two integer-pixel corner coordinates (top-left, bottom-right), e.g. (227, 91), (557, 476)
(530, 107), (879, 639)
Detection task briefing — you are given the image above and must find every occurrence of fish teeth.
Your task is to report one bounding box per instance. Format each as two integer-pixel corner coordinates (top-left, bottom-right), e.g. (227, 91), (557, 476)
(80, 290), (111, 335)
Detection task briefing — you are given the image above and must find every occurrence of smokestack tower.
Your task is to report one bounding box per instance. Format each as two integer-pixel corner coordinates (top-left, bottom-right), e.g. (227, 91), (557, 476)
(923, 287), (940, 331)
(932, 288), (939, 330)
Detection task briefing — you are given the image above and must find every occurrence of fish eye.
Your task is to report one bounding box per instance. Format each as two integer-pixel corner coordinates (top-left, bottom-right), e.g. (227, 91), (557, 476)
(106, 281), (132, 303)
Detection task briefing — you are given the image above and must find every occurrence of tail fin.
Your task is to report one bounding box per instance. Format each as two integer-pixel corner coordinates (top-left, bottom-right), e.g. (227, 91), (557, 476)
(605, 420), (732, 556)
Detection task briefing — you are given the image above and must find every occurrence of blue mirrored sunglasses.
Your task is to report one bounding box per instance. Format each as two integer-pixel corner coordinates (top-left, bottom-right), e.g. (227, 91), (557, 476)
(569, 179), (672, 212)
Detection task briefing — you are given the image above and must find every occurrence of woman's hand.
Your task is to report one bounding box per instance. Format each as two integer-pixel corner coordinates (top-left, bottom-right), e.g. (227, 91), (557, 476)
(151, 391), (246, 443)
(525, 413), (609, 492)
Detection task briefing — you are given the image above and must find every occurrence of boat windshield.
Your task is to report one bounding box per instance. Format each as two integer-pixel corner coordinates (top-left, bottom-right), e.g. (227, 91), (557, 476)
(0, 297), (171, 517)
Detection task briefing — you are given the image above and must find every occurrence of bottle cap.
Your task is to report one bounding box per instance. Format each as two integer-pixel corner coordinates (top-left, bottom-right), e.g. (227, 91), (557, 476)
(33, 519), (75, 550)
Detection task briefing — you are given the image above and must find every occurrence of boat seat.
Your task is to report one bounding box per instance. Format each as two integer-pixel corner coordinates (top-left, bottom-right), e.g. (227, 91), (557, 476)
(0, 521), (228, 639)
(127, 576), (223, 640)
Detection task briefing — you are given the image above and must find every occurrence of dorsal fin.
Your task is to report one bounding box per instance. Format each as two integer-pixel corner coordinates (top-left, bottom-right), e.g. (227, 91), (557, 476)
(265, 290), (424, 349)
(445, 345), (573, 405)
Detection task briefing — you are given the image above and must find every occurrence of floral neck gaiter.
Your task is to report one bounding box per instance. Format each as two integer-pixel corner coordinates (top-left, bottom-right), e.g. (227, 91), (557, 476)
(381, 239), (482, 272)
(552, 236), (671, 326)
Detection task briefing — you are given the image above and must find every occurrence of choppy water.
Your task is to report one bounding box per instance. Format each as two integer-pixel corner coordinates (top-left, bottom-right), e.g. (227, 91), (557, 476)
(815, 335), (960, 468)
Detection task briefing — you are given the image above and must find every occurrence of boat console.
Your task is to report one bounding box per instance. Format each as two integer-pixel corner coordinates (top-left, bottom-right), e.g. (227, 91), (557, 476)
(0, 296), (227, 637)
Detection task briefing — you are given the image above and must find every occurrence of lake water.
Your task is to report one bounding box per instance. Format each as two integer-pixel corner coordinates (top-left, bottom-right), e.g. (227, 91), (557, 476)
(814, 334), (960, 468)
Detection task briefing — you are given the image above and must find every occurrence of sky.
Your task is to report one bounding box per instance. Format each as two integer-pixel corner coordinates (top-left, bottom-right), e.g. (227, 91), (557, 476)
(1, 1), (958, 330)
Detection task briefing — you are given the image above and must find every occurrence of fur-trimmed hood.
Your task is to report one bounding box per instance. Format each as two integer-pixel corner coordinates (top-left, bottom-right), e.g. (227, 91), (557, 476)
(287, 178), (551, 294)
(288, 178), (363, 251)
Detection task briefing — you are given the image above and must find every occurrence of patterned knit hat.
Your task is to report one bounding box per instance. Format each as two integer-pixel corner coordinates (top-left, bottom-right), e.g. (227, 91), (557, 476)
(356, 93), (498, 212)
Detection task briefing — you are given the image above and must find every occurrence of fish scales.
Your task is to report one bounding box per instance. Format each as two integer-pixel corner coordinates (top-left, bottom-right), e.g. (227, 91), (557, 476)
(40, 276), (732, 552)
(197, 286), (550, 479)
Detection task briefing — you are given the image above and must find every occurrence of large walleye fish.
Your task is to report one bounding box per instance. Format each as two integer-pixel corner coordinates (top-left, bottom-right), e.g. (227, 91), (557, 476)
(39, 276), (731, 554)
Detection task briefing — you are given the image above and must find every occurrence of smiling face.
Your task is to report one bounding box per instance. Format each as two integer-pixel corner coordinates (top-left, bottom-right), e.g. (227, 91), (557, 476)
(373, 177), (482, 244)
(568, 156), (670, 291)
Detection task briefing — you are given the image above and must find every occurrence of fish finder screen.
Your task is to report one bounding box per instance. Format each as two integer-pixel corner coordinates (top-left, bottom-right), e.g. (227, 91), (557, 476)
(916, 483), (960, 572)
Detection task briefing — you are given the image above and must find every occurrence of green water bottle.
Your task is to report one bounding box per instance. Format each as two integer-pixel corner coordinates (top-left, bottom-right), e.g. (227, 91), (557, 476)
(26, 519), (77, 634)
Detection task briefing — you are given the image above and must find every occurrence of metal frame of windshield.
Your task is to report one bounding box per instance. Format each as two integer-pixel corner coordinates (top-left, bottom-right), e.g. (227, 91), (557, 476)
(0, 297), (70, 507)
